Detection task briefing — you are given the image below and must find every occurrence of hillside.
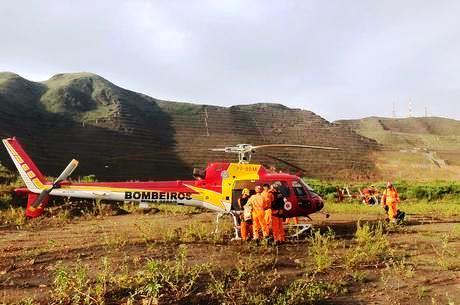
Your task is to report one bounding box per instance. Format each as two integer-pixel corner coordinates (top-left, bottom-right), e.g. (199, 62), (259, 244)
(0, 72), (378, 181)
(336, 117), (460, 181)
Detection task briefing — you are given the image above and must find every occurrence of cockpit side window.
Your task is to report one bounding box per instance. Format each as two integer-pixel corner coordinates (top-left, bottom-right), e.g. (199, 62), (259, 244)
(277, 182), (290, 197)
(292, 180), (307, 196)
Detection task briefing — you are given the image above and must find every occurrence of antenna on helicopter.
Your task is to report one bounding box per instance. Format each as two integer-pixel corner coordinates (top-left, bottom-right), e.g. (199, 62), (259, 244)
(210, 144), (339, 164)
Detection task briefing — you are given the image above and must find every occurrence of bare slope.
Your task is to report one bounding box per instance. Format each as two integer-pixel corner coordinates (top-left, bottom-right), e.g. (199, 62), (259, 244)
(0, 72), (377, 180)
(336, 117), (460, 180)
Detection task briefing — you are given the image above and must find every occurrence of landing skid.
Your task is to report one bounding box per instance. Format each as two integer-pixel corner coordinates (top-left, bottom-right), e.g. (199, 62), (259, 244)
(285, 223), (312, 239)
(213, 212), (242, 241)
(213, 212), (313, 241)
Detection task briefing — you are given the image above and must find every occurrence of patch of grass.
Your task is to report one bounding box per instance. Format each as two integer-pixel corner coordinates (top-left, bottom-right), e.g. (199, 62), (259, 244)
(134, 245), (210, 303)
(345, 222), (390, 268)
(102, 229), (130, 251)
(432, 233), (459, 271)
(350, 270), (369, 283)
(325, 199), (460, 217)
(307, 228), (336, 272)
(403, 199), (460, 217)
(50, 247), (210, 304)
(379, 256), (416, 294)
(19, 298), (38, 305)
(417, 286), (431, 299)
(206, 252), (281, 304)
(156, 203), (200, 215)
(325, 202), (384, 215)
(52, 260), (102, 304)
(0, 191), (13, 206)
(135, 219), (162, 246)
(0, 206), (26, 227)
(158, 217), (234, 244)
(274, 276), (347, 305)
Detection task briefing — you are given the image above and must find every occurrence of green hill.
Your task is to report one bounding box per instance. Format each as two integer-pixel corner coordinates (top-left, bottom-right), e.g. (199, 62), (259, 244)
(336, 117), (460, 181)
(0, 72), (378, 181)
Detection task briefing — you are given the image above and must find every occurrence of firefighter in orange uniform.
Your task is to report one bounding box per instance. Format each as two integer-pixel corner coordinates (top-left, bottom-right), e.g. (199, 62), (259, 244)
(270, 184), (286, 243)
(262, 183), (274, 232)
(248, 185), (269, 240)
(381, 181), (400, 222)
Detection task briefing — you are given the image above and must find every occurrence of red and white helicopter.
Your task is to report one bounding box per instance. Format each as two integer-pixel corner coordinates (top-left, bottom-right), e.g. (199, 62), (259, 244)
(2, 138), (336, 239)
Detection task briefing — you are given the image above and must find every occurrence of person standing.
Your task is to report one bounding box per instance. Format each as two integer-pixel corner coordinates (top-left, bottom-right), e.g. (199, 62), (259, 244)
(262, 183), (274, 232)
(381, 181), (400, 222)
(270, 184), (286, 243)
(248, 185), (269, 240)
(238, 188), (252, 241)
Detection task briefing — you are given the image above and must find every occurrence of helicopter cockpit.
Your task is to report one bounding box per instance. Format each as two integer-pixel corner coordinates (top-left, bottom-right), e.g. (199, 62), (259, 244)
(230, 178), (318, 211)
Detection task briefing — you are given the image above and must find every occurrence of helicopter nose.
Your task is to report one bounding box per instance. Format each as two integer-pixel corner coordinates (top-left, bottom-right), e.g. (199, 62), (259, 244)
(316, 198), (324, 211)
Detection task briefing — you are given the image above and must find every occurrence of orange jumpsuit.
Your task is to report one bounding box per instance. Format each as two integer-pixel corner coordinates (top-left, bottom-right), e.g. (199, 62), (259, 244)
(248, 193), (269, 239)
(271, 192), (286, 241)
(272, 215), (285, 241)
(381, 187), (400, 220)
(285, 217), (299, 225)
(262, 190), (274, 230)
(241, 221), (252, 241)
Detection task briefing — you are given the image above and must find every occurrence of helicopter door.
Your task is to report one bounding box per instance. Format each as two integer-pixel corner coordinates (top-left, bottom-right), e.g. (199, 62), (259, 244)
(230, 180), (256, 211)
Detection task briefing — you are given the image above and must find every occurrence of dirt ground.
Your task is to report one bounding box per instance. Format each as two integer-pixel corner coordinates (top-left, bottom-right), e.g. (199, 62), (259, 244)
(0, 210), (459, 304)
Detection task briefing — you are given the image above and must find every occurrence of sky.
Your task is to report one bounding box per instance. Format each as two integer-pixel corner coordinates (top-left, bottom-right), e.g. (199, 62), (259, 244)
(1, 0), (459, 121)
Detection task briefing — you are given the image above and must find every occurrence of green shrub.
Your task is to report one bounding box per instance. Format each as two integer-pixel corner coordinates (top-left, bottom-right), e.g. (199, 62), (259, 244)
(304, 178), (460, 201)
(308, 228), (336, 272)
(345, 222), (390, 268)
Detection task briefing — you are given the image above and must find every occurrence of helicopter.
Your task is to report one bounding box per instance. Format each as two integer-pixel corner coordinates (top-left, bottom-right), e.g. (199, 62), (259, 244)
(2, 138), (337, 239)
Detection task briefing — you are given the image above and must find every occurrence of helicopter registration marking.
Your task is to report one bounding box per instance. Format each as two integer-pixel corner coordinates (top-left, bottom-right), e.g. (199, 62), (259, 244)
(234, 165), (259, 173)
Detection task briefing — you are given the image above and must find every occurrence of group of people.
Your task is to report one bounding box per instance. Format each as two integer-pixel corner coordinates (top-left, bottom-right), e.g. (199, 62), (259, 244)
(237, 183), (287, 243)
(235, 181), (404, 243)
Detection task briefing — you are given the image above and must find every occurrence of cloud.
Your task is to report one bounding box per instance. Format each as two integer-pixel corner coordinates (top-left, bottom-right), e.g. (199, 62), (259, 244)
(0, 0), (459, 121)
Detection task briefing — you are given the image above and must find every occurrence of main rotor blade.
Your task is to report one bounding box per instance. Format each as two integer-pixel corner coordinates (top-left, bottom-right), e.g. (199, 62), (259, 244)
(31, 188), (53, 208)
(54, 159), (79, 184)
(259, 153), (307, 173)
(252, 144), (339, 151)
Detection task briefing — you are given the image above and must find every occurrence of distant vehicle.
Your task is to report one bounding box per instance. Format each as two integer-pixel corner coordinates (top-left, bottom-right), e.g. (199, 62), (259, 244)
(2, 138), (336, 238)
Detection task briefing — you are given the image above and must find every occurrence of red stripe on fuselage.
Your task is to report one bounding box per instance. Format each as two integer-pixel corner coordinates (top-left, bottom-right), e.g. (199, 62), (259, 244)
(66, 180), (222, 193)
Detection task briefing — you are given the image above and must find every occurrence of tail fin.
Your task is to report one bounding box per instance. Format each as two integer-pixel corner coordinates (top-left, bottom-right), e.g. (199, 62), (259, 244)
(2, 137), (48, 193)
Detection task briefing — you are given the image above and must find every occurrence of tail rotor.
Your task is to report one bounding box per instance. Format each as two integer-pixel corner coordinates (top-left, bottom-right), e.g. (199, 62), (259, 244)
(28, 159), (79, 212)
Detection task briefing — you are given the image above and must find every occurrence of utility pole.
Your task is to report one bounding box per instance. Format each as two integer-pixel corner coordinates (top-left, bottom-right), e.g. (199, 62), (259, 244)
(425, 106), (428, 117)
(392, 102), (396, 118)
(408, 100), (413, 118)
